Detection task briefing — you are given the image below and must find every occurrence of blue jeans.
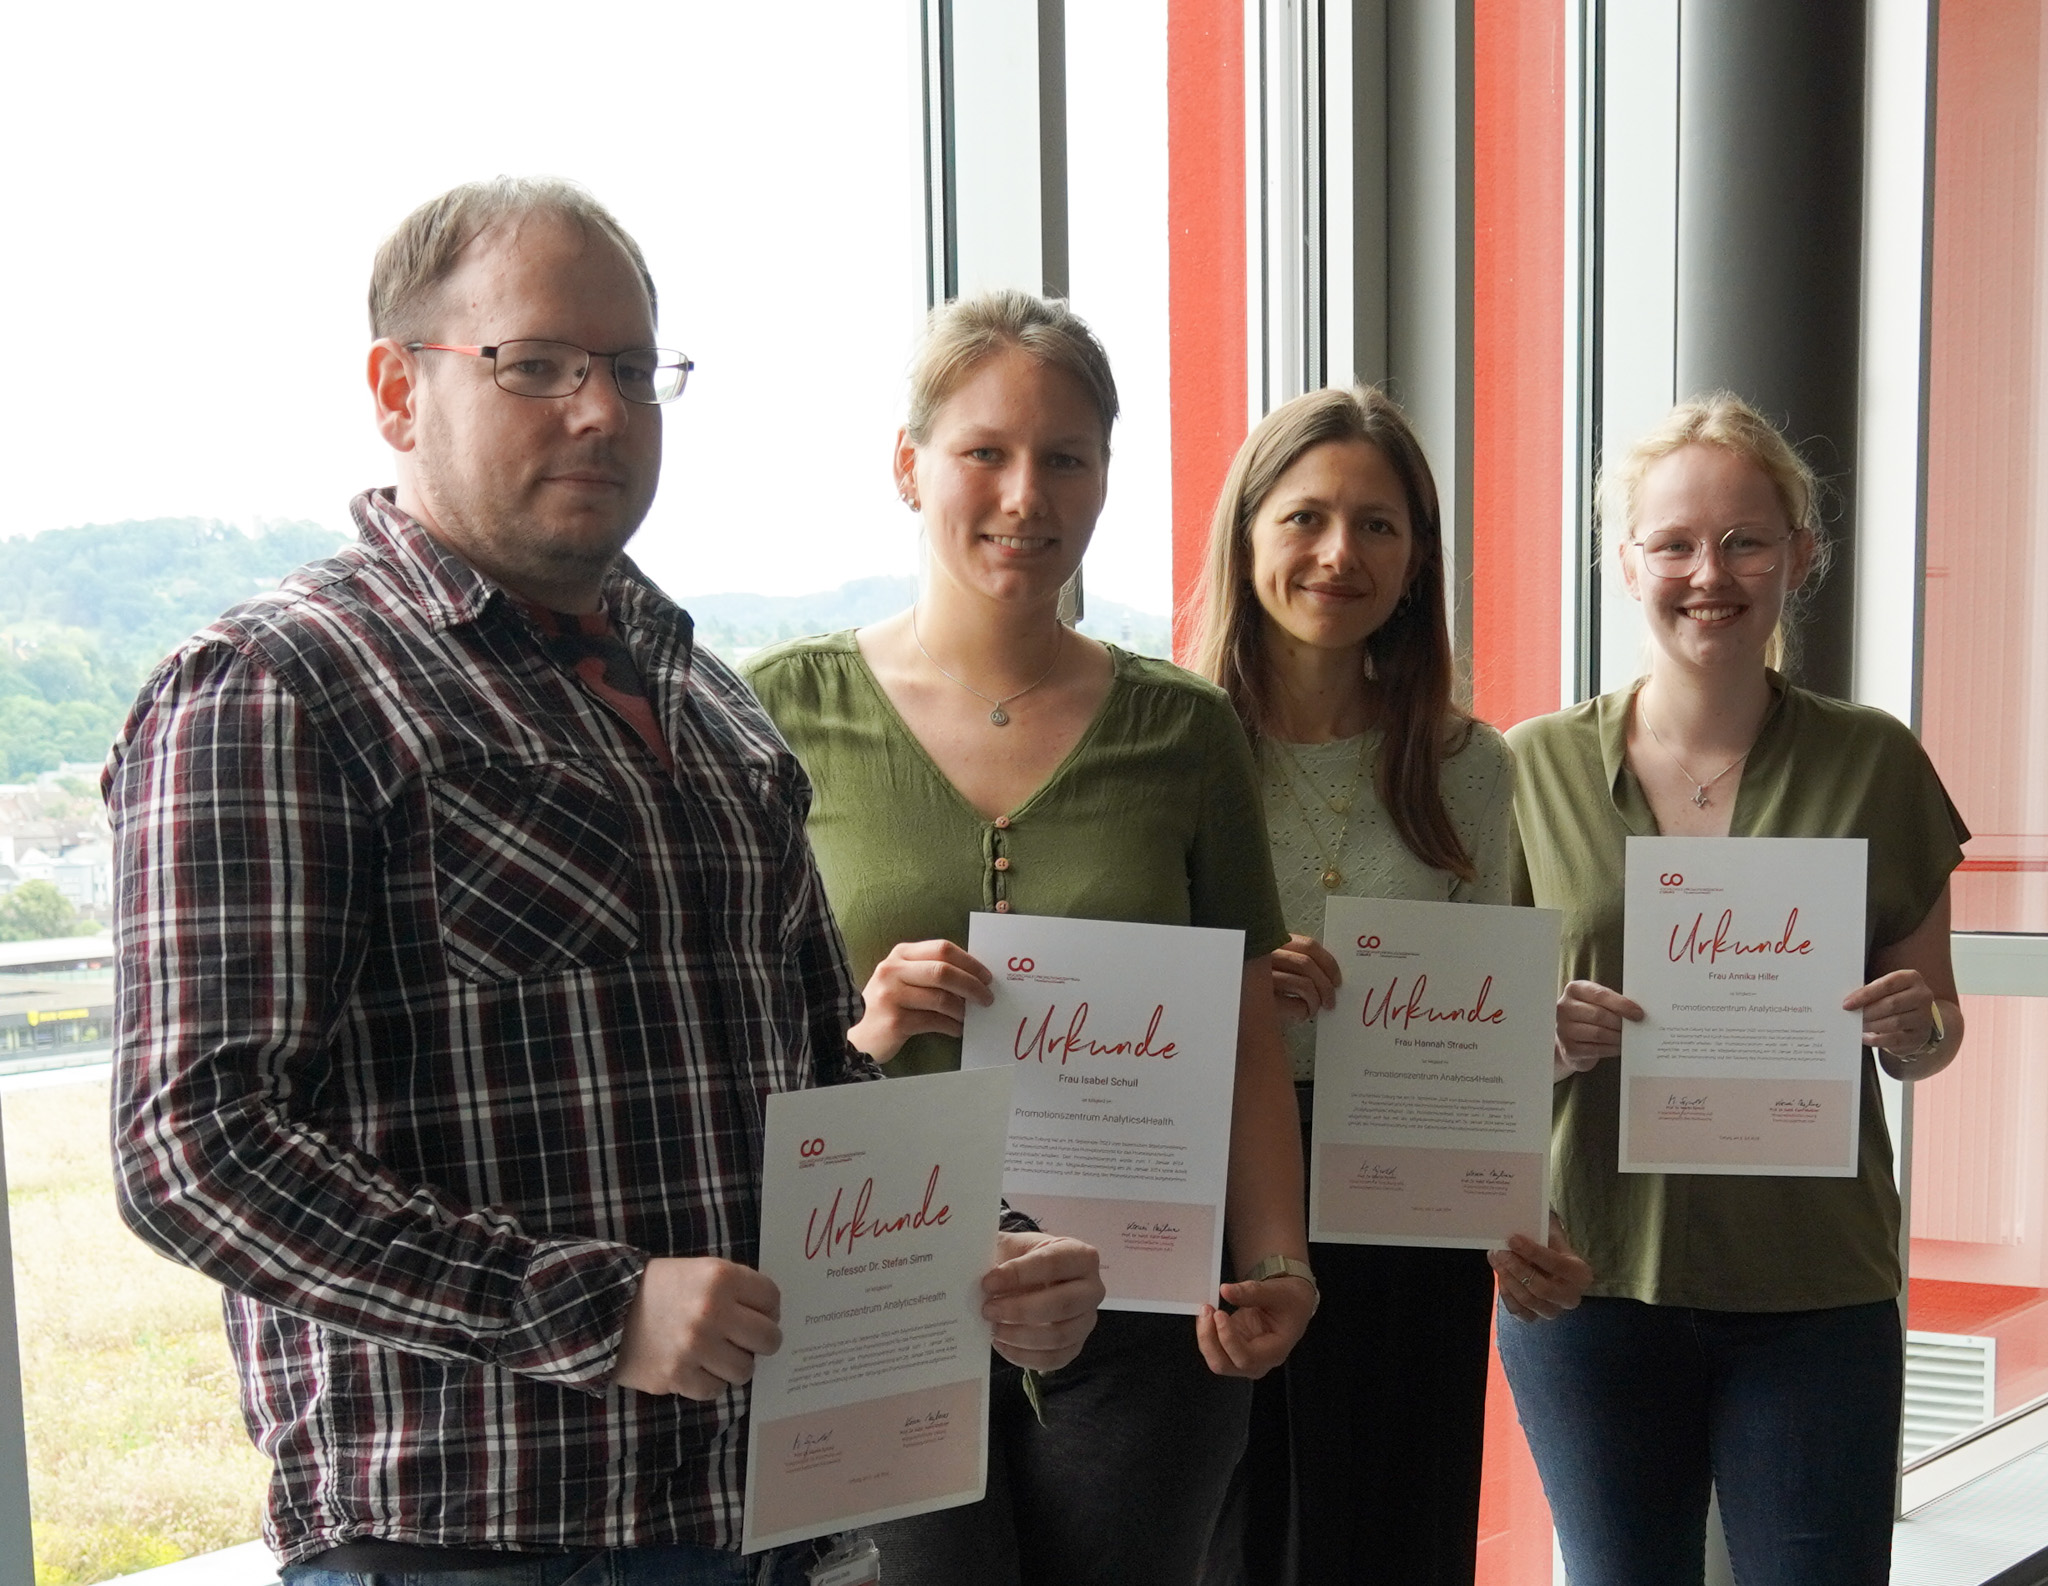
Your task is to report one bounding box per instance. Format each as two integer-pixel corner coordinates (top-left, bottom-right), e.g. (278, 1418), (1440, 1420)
(282, 1541), (816, 1586)
(1496, 1295), (1903, 1586)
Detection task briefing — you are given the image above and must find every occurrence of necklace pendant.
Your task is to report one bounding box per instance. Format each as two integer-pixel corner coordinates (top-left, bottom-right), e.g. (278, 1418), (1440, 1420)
(988, 706), (1011, 727)
(1327, 797), (1350, 815)
(1320, 867), (1343, 890)
(1691, 785), (1711, 809)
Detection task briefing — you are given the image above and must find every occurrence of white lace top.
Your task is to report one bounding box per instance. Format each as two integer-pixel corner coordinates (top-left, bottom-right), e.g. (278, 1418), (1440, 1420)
(1263, 723), (1516, 1081)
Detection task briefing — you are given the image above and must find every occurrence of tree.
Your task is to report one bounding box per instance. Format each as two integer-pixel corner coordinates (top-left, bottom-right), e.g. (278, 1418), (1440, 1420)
(0, 880), (89, 942)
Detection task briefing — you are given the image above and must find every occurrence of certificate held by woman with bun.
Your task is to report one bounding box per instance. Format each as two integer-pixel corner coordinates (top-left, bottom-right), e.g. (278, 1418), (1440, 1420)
(959, 912), (1244, 1313)
(1309, 895), (1561, 1247)
(743, 1067), (1012, 1554)
(1620, 836), (1867, 1176)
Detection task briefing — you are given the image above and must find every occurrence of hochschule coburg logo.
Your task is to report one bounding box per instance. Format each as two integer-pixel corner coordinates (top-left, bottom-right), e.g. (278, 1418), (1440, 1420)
(1660, 871), (1684, 890)
(1355, 935), (1382, 952)
(799, 1136), (825, 1159)
(1007, 957), (1035, 973)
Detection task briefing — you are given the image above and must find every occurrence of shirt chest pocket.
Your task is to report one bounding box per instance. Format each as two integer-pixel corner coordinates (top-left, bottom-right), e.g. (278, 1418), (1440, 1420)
(428, 760), (641, 983)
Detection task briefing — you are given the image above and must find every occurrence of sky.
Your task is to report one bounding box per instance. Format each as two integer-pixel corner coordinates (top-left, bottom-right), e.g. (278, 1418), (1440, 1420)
(0, 1), (1172, 615)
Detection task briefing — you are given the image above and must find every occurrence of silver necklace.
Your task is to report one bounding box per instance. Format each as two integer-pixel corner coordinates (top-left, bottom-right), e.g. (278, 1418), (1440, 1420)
(1639, 702), (1759, 809)
(911, 608), (1065, 727)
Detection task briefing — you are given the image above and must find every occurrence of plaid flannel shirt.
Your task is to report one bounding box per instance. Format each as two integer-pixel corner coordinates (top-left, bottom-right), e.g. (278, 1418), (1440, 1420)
(104, 490), (873, 1562)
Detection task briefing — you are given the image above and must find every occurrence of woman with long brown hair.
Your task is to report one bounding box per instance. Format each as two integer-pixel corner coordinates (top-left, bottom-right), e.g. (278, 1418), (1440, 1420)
(1194, 386), (1588, 1584)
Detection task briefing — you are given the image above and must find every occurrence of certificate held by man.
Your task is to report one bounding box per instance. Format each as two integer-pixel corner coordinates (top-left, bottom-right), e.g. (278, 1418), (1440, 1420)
(743, 1067), (1012, 1553)
(960, 912), (1243, 1313)
(1309, 896), (1560, 1248)
(1620, 836), (1867, 1176)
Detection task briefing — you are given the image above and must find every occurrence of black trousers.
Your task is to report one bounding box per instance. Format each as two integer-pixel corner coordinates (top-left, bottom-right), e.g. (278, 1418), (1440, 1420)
(1208, 1241), (1497, 1586)
(865, 1309), (1252, 1586)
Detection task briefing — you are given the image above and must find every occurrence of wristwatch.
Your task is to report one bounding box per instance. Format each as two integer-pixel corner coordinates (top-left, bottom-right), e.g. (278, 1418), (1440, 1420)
(1895, 1000), (1948, 1062)
(1240, 1253), (1320, 1313)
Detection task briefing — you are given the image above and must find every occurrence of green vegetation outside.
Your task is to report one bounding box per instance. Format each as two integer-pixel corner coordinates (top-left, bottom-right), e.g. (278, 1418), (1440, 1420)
(0, 881), (98, 943)
(6, 1078), (270, 1582)
(0, 519), (347, 783)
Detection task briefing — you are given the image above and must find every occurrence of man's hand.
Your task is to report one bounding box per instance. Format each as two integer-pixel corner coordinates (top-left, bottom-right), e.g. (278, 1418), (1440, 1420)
(982, 1232), (1103, 1371)
(611, 1257), (782, 1399)
(1489, 1212), (1595, 1322)
(1196, 1274), (1317, 1380)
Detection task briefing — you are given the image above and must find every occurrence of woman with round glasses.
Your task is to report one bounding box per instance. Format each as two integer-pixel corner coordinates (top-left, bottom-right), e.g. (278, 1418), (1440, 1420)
(1190, 386), (1591, 1585)
(742, 290), (1313, 1586)
(1499, 393), (1969, 1585)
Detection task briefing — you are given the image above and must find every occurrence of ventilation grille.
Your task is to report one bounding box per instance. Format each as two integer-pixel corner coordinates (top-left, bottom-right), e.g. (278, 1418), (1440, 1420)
(1904, 1330), (1998, 1462)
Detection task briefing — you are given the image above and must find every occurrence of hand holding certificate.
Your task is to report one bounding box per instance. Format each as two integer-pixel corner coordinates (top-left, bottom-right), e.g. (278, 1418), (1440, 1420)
(1620, 836), (1867, 1176)
(743, 1068), (1013, 1553)
(1308, 896), (1560, 1248)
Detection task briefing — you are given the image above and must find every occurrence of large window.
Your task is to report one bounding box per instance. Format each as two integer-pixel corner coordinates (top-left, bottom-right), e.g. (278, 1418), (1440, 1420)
(1907, 0), (2048, 1477)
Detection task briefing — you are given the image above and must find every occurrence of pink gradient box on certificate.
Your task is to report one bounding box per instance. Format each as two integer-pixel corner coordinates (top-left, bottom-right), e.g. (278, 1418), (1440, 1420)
(1314, 1145), (1548, 1242)
(1624, 1076), (1857, 1172)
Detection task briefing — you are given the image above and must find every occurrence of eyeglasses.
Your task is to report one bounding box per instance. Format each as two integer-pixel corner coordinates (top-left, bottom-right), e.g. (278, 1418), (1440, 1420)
(406, 340), (694, 405)
(1628, 527), (1789, 580)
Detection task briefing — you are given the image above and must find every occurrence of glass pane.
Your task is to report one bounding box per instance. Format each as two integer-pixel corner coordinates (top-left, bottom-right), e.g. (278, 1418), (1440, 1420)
(1921, 0), (2048, 934)
(5, 1063), (269, 1582)
(1908, 992), (2048, 1455)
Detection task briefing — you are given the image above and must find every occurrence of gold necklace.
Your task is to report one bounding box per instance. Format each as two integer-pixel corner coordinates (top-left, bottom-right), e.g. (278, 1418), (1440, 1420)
(1267, 736), (1371, 890)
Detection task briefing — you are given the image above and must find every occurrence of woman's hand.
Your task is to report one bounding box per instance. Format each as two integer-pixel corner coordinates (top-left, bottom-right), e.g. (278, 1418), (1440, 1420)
(1844, 969), (1942, 1057)
(846, 939), (993, 1063)
(1490, 1212), (1594, 1323)
(981, 1232), (1104, 1372)
(1555, 979), (1643, 1079)
(1196, 1274), (1318, 1379)
(1272, 932), (1341, 1026)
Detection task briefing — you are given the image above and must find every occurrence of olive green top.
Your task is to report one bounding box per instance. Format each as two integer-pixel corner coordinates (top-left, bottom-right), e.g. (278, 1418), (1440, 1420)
(1263, 724), (1516, 1082)
(743, 632), (1291, 1077)
(1507, 673), (1969, 1311)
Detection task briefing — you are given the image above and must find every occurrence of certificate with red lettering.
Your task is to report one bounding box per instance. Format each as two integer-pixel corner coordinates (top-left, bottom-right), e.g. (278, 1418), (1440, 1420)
(1308, 896), (1560, 1248)
(742, 1067), (1013, 1553)
(1620, 836), (1867, 1176)
(959, 912), (1244, 1314)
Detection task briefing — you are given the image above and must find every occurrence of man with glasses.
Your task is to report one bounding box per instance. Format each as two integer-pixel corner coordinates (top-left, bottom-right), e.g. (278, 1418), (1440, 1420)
(103, 177), (1101, 1586)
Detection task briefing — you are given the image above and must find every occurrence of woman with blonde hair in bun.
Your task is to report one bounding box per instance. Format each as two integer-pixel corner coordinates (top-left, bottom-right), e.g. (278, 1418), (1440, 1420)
(745, 289), (1314, 1586)
(1500, 393), (1968, 1585)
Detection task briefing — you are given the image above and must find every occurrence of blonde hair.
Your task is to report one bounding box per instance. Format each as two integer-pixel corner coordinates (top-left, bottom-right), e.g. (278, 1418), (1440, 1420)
(1191, 386), (1476, 883)
(1600, 392), (1832, 671)
(369, 176), (657, 342)
(905, 290), (1119, 447)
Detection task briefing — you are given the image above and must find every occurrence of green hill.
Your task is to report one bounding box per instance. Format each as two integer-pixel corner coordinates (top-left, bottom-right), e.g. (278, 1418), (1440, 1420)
(0, 519), (347, 780)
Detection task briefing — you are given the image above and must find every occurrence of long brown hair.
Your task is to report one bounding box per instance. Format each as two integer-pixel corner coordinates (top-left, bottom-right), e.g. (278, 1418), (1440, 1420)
(1191, 386), (1476, 882)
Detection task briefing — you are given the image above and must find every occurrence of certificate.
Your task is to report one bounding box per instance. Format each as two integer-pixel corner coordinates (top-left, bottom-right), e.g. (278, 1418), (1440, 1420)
(743, 1067), (1013, 1553)
(960, 912), (1244, 1313)
(1620, 836), (1867, 1176)
(1308, 896), (1560, 1248)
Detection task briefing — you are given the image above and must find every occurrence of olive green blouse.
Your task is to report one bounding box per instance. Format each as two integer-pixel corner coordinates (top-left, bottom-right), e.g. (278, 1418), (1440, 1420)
(1507, 674), (1969, 1311)
(743, 633), (1291, 1077)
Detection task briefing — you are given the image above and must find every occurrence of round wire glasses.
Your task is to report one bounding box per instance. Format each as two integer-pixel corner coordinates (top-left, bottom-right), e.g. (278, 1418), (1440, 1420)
(1629, 527), (1789, 580)
(406, 340), (694, 405)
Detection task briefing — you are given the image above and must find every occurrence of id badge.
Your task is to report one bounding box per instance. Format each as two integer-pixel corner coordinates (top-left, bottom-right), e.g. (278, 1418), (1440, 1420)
(806, 1534), (881, 1586)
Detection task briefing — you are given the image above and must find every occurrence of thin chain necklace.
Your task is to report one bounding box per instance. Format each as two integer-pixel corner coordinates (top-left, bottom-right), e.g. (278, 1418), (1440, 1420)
(911, 607), (1065, 727)
(1267, 736), (1372, 890)
(1639, 700), (1760, 809)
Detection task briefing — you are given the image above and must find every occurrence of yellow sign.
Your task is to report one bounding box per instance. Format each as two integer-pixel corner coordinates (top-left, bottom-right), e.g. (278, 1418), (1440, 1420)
(26, 1008), (89, 1026)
